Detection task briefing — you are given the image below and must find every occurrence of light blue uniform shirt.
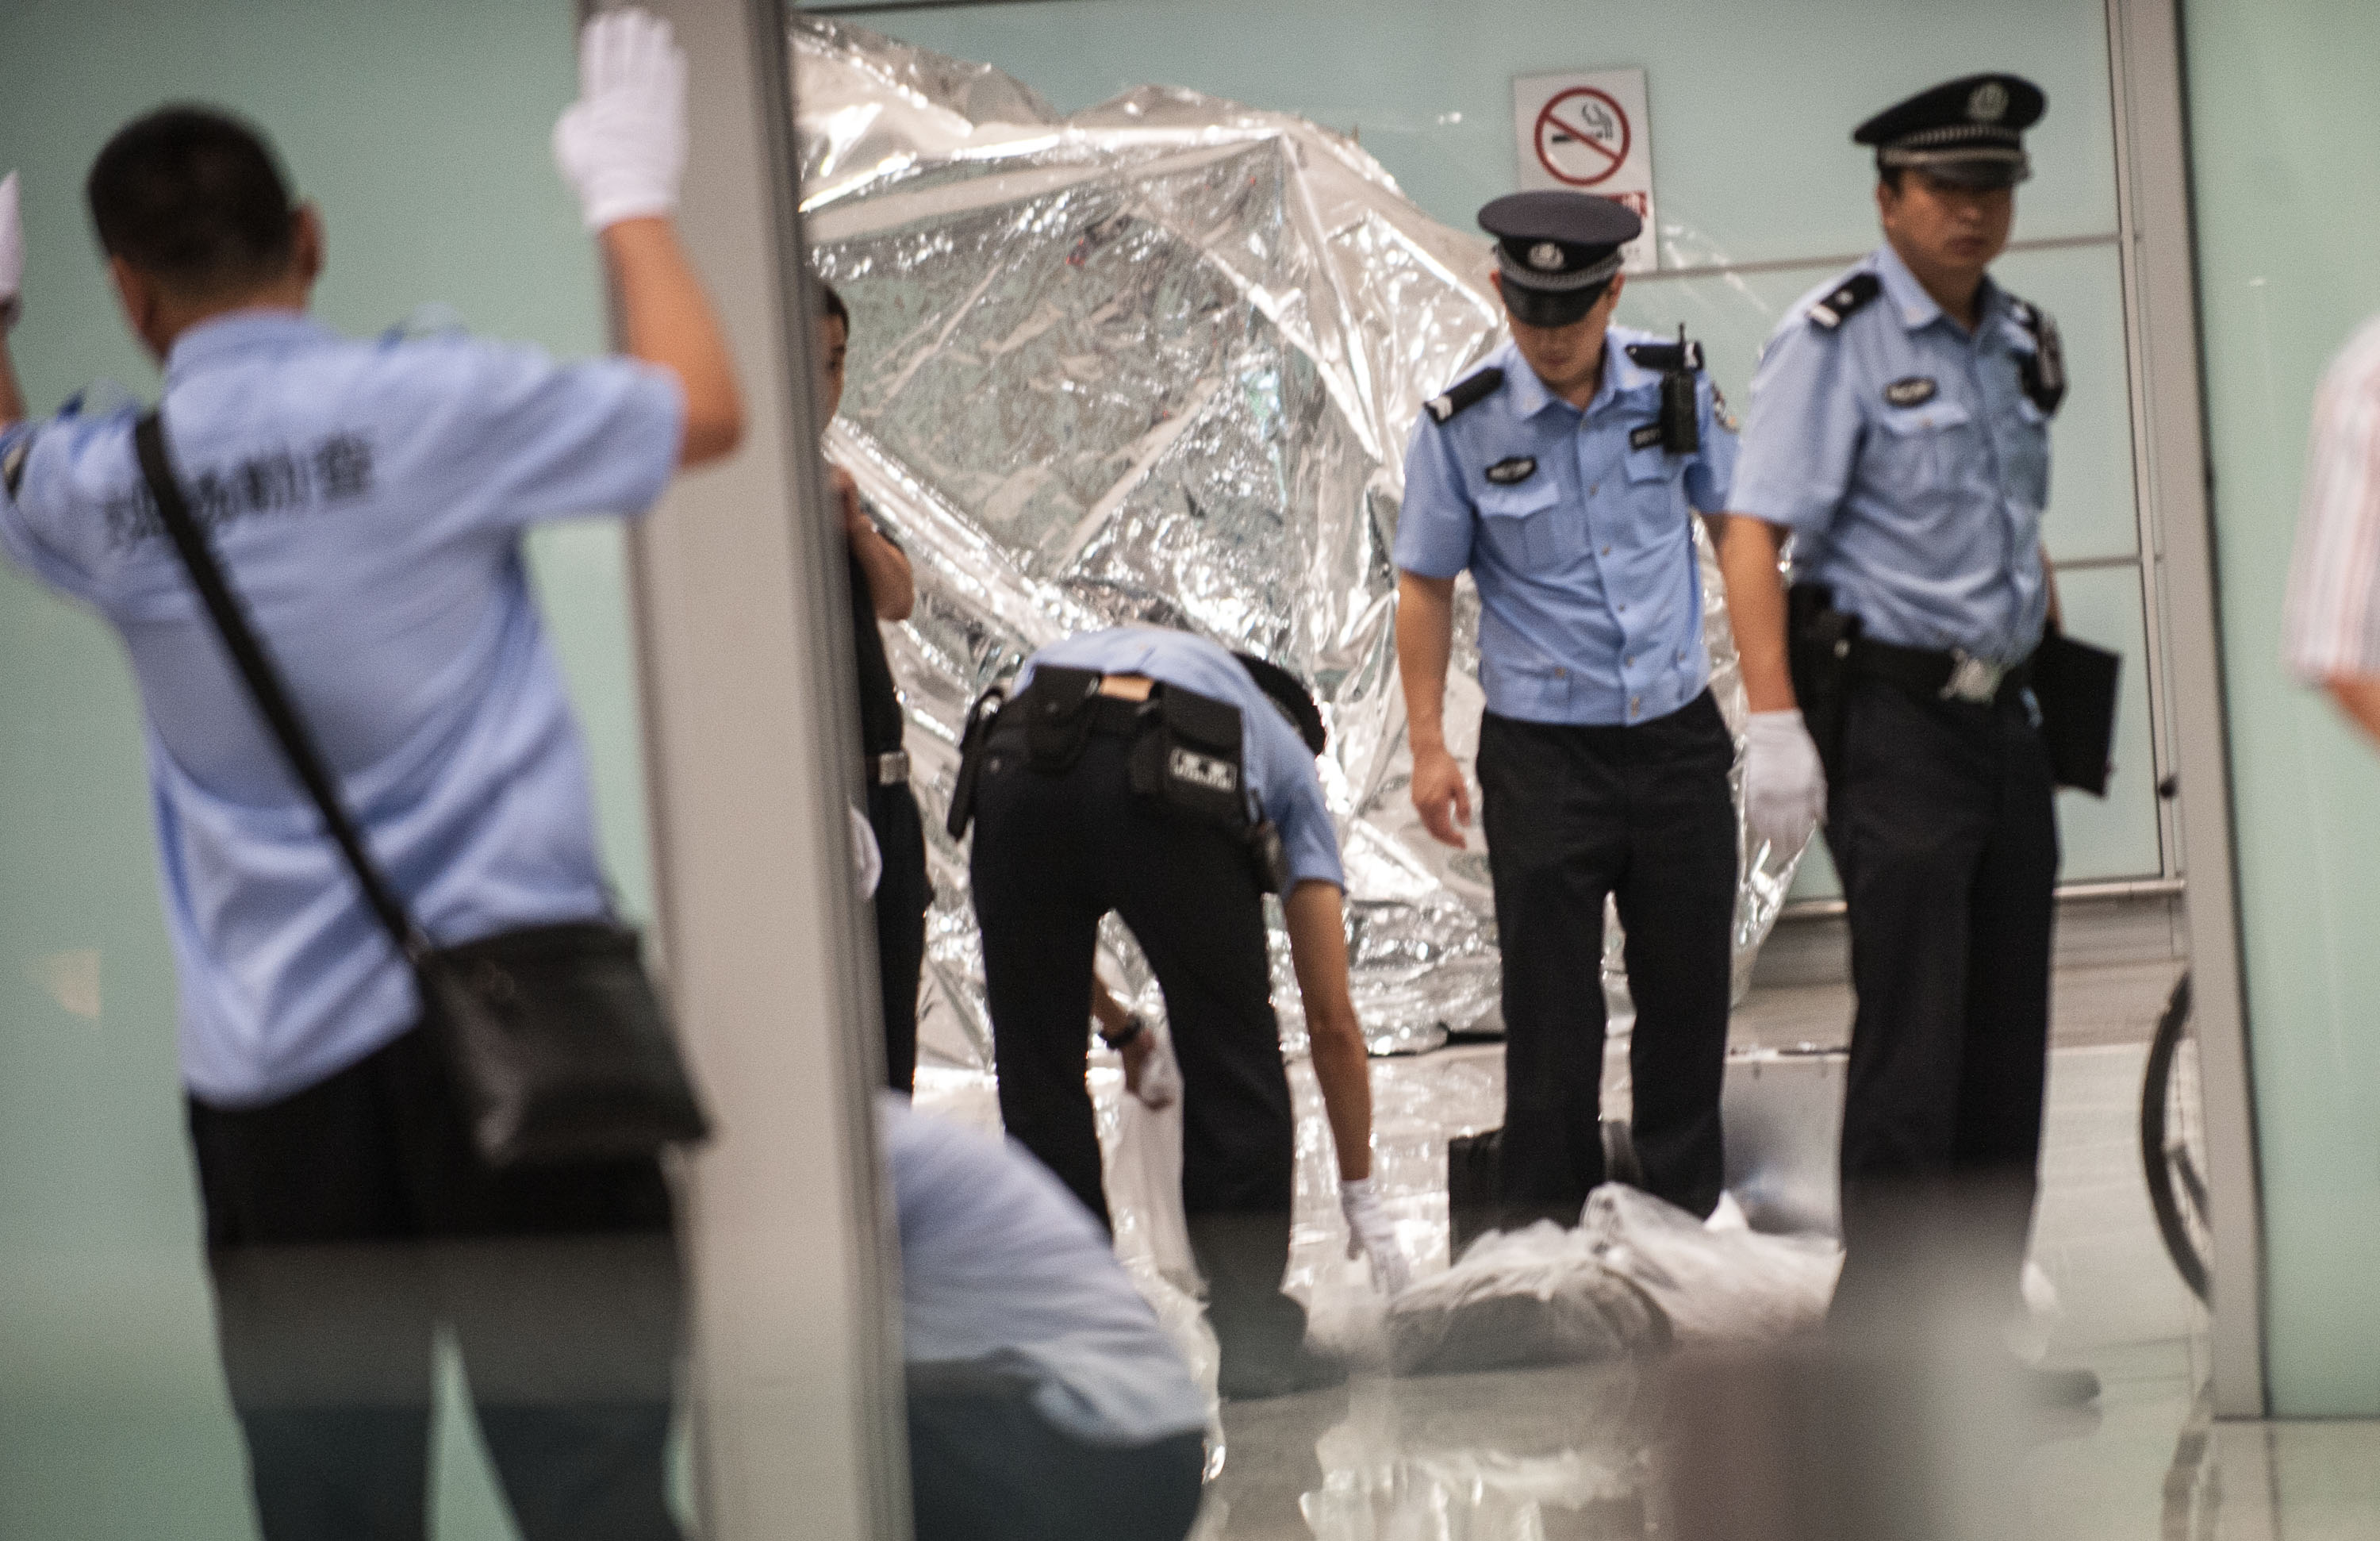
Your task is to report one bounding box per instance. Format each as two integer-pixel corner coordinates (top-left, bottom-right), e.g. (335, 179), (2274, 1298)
(1015, 626), (1345, 890)
(1729, 244), (2054, 664)
(0, 311), (683, 1107)
(881, 1095), (1207, 1447)
(1393, 331), (1738, 726)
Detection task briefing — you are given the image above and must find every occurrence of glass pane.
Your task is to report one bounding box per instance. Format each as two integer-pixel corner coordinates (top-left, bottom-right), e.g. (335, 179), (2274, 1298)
(800, 4), (2210, 1535)
(0, 4), (682, 1536)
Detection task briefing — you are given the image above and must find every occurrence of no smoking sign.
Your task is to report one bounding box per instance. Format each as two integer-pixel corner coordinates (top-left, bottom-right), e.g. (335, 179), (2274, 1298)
(1534, 87), (1630, 186)
(1511, 67), (1659, 272)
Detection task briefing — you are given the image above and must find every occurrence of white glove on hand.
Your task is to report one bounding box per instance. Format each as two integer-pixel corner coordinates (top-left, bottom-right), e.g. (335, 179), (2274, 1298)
(850, 805), (882, 900)
(0, 172), (24, 329)
(551, 9), (688, 232)
(1744, 709), (1827, 855)
(1340, 1178), (1411, 1296)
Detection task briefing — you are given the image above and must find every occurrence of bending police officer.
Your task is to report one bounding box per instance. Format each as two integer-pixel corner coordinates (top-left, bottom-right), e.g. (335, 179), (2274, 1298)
(954, 625), (1406, 1399)
(1718, 75), (2097, 1403)
(1397, 191), (1743, 1227)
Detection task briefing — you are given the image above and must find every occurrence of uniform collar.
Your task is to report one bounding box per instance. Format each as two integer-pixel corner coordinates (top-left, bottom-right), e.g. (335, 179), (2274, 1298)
(1495, 333), (1657, 420)
(1871, 244), (2009, 336)
(163, 309), (337, 384)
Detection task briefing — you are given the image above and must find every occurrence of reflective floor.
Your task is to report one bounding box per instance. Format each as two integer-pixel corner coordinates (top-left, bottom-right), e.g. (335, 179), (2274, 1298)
(913, 902), (2375, 1540)
(8, 909), (2378, 1536)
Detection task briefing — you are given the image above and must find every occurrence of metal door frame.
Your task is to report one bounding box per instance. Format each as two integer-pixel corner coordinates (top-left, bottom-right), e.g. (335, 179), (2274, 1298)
(2104, 0), (2266, 1417)
(611, 0), (912, 1532)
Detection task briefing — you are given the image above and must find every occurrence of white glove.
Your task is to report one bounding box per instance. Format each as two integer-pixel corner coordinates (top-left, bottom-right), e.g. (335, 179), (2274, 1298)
(850, 805), (882, 900)
(1340, 1178), (1411, 1296)
(1744, 709), (1826, 855)
(551, 9), (688, 232)
(0, 172), (23, 328)
(1123, 1026), (1180, 1109)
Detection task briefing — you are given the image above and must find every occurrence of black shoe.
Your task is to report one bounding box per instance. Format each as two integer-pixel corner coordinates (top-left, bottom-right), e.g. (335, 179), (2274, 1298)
(1219, 1343), (1347, 1401)
(2023, 1364), (2102, 1408)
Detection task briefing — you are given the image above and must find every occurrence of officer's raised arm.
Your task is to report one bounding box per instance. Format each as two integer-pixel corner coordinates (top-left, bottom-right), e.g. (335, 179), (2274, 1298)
(551, 8), (741, 467)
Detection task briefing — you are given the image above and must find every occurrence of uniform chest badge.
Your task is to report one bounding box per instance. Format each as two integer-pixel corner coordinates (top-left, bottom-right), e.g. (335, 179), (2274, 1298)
(1484, 455), (1537, 485)
(1883, 376), (1938, 408)
(1629, 423), (1665, 451)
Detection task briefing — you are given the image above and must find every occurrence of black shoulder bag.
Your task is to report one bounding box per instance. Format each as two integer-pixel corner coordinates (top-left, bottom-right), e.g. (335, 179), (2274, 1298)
(134, 411), (708, 1169)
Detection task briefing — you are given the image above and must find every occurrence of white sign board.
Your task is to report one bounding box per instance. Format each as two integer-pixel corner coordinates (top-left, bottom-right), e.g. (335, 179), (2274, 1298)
(1511, 67), (1658, 273)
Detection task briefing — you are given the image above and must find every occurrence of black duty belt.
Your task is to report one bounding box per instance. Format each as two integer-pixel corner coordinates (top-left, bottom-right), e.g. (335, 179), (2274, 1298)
(990, 691), (1151, 741)
(1848, 636), (2034, 706)
(865, 749), (911, 786)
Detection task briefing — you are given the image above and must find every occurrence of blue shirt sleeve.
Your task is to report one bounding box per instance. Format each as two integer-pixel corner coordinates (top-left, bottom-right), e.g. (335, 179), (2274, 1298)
(409, 339), (685, 535)
(1392, 415), (1476, 578)
(1728, 324), (1863, 536)
(1684, 374), (1740, 514)
(1249, 705), (1344, 890)
(0, 413), (125, 601)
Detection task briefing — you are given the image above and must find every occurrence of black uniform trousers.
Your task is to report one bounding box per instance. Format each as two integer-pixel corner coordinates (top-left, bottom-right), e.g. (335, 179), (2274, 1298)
(1476, 690), (1738, 1223)
(869, 779), (931, 1093)
(1825, 675), (2058, 1324)
(968, 729), (1307, 1383)
(186, 1024), (683, 1541)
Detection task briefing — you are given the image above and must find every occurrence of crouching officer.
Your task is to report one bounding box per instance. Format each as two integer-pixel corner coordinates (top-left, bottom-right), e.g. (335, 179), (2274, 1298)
(1396, 190), (1742, 1227)
(951, 625), (1405, 1399)
(1717, 75), (2095, 1402)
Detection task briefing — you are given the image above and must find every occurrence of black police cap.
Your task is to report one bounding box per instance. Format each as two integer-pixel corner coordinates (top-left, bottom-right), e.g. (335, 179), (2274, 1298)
(1233, 652), (1326, 757)
(1854, 74), (2045, 190)
(1477, 190), (1641, 329)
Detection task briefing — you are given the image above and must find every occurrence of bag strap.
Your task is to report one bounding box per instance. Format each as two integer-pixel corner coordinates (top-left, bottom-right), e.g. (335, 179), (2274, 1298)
(132, 411), (429, 963)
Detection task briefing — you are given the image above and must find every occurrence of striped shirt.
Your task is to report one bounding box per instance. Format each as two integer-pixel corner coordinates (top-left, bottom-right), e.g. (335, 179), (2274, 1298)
(2284, 316), (2380, 682)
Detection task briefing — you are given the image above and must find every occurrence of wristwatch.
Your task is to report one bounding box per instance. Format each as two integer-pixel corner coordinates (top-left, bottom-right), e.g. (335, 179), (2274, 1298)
(1100, 1013), (1146, 1051)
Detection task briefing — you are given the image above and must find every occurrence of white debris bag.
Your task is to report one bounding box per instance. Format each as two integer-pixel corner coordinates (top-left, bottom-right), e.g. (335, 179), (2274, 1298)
(1580, 1184), (1841, 1347)
(1385, 1220), (1667, 1375)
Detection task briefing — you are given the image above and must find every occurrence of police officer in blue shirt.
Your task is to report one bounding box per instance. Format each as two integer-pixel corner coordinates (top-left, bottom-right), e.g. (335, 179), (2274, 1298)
(1717, 75), (2094, 1401)
(954, 625), (1406, 1399)
(1396, 191), (1742, 1228)
(0, 13), (746, 1532)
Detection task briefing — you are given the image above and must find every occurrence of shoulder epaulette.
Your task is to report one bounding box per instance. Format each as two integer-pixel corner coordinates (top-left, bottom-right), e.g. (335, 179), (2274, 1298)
(2006, 296), (2066, 415)
(1806, 272), (1882, 330)
(1424, 367), (1504, 425)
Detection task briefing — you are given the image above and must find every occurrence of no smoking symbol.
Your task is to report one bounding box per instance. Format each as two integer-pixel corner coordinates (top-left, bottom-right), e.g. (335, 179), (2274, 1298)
(1534, 86), (1630, 186)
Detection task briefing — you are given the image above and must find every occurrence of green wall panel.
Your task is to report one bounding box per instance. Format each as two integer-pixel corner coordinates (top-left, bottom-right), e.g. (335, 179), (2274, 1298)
(2182, 0), (2380, 1417)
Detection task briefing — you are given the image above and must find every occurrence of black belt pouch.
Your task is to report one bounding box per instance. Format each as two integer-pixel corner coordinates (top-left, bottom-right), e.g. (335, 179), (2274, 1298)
(1127, 685), (1249, 832)
(1023, 667), (1104, 772)
(945, 686), (1008, 840)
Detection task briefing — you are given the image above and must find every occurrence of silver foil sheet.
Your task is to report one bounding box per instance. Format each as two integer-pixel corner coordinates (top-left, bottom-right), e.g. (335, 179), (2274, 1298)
(791, 17), (1806, 1065)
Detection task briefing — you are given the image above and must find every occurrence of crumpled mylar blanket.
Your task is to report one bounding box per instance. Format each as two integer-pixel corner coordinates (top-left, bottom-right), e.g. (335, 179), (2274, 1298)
(791, 15), (1806, 1062)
